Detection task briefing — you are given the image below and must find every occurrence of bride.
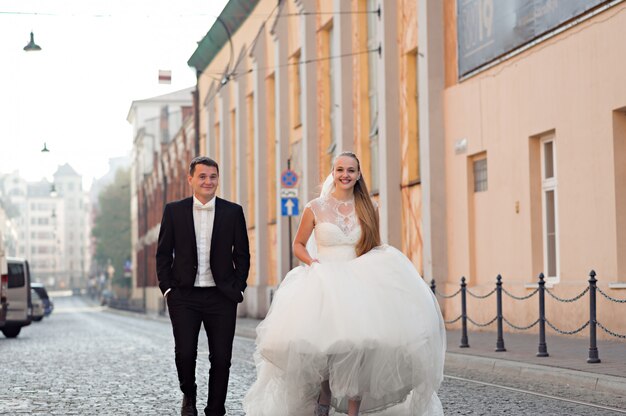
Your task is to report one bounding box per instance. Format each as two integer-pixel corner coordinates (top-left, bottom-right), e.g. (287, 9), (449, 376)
(243, 152), (445, 415)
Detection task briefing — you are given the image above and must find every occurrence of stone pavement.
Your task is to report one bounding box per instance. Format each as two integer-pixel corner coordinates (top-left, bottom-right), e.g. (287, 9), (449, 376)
(6, 297), (624, 415)
(446, 329), (626, 378)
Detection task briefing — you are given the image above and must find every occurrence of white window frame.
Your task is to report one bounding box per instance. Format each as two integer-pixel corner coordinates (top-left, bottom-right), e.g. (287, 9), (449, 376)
(541, 136), (559, 282)
(328, 23), (339, 157)
(367, 0), (379, 191)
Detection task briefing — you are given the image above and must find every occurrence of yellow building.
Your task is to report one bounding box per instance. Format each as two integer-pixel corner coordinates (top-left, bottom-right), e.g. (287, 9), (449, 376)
(189, 0), (422, 318)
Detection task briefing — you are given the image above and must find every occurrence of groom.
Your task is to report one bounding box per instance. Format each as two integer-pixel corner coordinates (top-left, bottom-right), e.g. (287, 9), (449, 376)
(156, 156), (250, 416)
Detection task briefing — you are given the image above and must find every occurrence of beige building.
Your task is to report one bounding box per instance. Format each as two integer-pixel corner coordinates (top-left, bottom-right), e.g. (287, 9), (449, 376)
(183, 0), (625, 340)
(439, 0), (626, 339)
(189, 0), (422, 318)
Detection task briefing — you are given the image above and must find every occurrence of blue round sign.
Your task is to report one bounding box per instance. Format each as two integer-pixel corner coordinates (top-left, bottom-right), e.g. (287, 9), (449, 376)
(281, 169), (299, 188)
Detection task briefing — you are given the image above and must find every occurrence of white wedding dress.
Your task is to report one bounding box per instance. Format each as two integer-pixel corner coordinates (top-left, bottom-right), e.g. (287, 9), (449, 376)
(243, 195), (446, 415)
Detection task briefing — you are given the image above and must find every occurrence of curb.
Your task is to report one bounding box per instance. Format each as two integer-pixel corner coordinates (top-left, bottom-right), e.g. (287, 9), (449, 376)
(445, 352), (626, 397)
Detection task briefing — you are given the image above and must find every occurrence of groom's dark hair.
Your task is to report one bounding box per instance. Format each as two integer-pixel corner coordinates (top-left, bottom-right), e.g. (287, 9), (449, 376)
(189, 156), (219, 176)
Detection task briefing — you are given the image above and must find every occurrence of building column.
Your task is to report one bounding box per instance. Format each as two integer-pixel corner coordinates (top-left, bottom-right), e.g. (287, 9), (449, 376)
(334, 0), (353, 152)
(235, 71), (248, 211)
(204, 83), (217, 158)
(418, 0), (448, 283)
(250, 27), (270, 318)
(272, 4), (291, 281)
(219, 87), (232, 199)
(377, 1), (402, 247)
(296, 0), (319, 202)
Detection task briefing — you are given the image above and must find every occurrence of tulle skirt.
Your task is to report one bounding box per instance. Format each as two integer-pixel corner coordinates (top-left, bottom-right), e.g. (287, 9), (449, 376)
(243, 245), (446, 415)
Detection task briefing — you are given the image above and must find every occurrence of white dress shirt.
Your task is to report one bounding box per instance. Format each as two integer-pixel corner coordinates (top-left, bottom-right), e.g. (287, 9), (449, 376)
(192, 195), (216, 287)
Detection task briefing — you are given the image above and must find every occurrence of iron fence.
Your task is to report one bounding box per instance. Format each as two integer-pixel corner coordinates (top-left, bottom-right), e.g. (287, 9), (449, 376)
(431, 271), (626, 363)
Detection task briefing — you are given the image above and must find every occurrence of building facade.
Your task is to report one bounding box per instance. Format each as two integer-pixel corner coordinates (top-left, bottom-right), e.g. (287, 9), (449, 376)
(189, 0), (422, 318)
(53, 164), (90, 291)
(128, 0), (626, 340)
(128, 88), (195, 313)
(438, 0), (626, 339)
(0, 166), (88, 290)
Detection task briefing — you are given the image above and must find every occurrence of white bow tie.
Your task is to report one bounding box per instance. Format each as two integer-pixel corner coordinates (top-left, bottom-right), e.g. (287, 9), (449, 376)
(194, 202), (214, 211)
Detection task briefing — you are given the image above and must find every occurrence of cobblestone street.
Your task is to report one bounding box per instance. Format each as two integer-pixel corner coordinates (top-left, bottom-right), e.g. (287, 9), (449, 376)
(1, 296), (256, 415)
(1, 296), (623, 415)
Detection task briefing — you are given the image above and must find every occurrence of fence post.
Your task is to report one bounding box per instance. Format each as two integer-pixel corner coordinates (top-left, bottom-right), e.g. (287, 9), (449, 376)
(495, 275), (506, 352)
(460, 276), (469, 348)
(587, 270), (601, 364)
(430, 278), (436, 294)
(537, 273), (549, 357)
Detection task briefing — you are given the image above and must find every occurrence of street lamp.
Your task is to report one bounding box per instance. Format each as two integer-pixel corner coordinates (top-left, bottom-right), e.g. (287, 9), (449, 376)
(23, 32), (42, 52)
(41, 142), (50, 152)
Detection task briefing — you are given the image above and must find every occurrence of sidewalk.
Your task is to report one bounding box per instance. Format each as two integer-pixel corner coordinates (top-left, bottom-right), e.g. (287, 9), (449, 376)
(446, 329), (626, 397)
(235, 318), (626, 397)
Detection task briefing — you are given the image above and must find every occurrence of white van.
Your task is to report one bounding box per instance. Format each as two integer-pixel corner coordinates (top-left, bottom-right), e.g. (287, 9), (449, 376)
(0, 245), (7, 326)
(0, 257), (32, 338)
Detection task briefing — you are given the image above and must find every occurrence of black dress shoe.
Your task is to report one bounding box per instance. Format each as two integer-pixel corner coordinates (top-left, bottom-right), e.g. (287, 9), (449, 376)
(181, 395), (197, 416)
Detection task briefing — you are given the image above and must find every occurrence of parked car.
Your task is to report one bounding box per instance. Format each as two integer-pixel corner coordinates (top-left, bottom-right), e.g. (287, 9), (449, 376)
(30, 289), (44, 322)
(31, 282), (53, 317)
(0, 257), (32, 338)
(0, 244), (8, 326)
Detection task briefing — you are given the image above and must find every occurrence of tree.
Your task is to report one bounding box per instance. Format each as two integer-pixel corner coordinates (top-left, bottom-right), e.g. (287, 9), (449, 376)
(92, 168), (131, 289)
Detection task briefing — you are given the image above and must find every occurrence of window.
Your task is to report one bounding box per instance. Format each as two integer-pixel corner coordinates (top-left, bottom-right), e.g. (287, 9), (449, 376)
(407, 49), (420, 183)
(8, 263), (25, 288)
(367, 0), (379, 191)
(320, 22), (335, 174)
(328, 24), (338, 158)
(292, 50), (303, 128)
(246, 93), (255, 227)
(541, 137), (558, 280)
(473, 158), (488, 192)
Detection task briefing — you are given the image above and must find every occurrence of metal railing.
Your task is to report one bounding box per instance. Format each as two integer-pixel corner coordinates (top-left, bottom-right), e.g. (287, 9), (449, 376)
(431, 271), (626, 363)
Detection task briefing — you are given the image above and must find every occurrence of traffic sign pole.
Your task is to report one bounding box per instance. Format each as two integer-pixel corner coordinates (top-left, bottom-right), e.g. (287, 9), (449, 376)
(288, 159), (292, 270)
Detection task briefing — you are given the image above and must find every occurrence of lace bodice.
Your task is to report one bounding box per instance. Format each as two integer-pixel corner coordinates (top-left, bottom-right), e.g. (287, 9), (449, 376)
(305, 196), (361, 261)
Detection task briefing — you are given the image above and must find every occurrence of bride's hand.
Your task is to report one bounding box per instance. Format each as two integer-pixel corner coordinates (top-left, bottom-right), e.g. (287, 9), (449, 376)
(309, 259), (320, 266)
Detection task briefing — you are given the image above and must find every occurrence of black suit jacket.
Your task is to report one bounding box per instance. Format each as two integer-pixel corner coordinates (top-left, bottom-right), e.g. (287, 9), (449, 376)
(156, 196), (250, 303)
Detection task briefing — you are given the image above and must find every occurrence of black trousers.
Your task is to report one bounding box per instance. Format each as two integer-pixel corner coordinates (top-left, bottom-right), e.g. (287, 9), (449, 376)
(167, 286), (237, 416)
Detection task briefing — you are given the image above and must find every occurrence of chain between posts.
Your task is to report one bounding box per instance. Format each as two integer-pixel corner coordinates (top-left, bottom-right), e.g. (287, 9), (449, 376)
(502, 287), (539, 300)
(545, 286), (589, 303)
(545, 318), (590, 335)
(444, 315), (462, 324)
(596, 321), (626, 339)
(435, 288), (462, 299)
(466, 287), (496, 299)
(596, 287), (626, 303)
(503, 317), (540, 331)
(467, 316), (498, 327)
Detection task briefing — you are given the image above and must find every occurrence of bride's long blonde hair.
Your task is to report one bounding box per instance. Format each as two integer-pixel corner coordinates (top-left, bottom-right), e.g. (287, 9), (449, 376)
(333, 152), (381, 256)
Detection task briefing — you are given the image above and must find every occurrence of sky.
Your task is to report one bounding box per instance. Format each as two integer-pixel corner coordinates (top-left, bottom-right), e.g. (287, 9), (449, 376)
(0, 0), (229, 190)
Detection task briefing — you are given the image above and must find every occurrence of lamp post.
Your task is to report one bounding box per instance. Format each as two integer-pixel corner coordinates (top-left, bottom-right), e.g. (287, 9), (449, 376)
(23, 32), (42, 52)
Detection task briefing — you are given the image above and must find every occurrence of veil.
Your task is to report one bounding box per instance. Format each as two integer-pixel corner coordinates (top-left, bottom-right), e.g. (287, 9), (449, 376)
(304, 174), (334, 264)
(319, 172), (335, 198)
